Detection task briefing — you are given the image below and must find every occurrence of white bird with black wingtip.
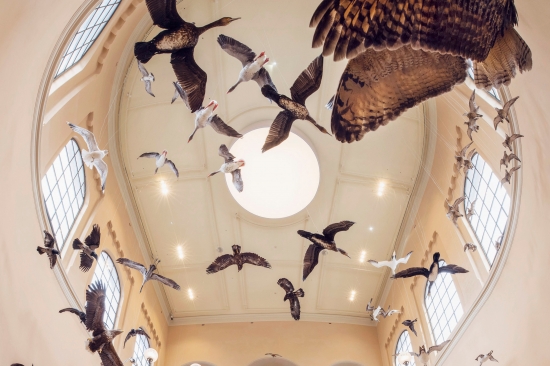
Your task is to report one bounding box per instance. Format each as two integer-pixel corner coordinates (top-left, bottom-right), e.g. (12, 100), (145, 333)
(188, 100), (243, 143)
(138, 150), (179, 178)
(209, 144), (245, 192)
(137, 60), (155, 97)
(368, 251), (413, 274)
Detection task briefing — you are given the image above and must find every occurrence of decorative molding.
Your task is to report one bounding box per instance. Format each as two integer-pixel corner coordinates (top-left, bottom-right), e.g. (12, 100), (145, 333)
(140, 302), (162, 348)
(106, 220), (134, 284)
(445, 126), (466, 205)
(384, 306), (406, 348)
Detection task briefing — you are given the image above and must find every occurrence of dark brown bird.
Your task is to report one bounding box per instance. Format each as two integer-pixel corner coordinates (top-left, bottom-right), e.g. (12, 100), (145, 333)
(501, 166), (521, 184)
(85, 281), (124, 366)
(261, 55), (330, 152)
(310, 0), (532, 90)
(500, 151), (521, 169)
(206, 245), (271, 274)
(117, 258), (180, 292)
(265, 353), (282, 358)
(59, 307), (86, 323)
(277, 278), (304, 321)
(402, 319), (418, 337)
(134, 0), (240, 112)
(446, 196), (466, 227)
(298, 221), (354, 281)
(72, 224), (100, 272)
(503, 133), (523, 151)
(329, 46), (467, 142)
(123, 327), (151, 348)
(36, 230), (60, 269)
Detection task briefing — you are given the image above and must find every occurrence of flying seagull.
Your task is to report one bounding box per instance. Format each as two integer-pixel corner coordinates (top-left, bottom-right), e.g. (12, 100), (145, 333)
(407, 341), (451, 366)
(501, 166), (521, 184)
(59, 307), (86, 323)
(208, 144), (245, 193)
(366, 299), (384, 322)
(260, 55), (330, 152)
(455, 141), (476, 174)
(72, 224), (100, 272)
(298, 221), (354, 281)
(446, 196), (466, 227)
(500, 151), (521, 169)
(380, 305), (401, 319)
(171, 81), (189, 105)
(37, 230), (60, 269)
(137, 60), (155, 97)
(464, 91), (483, 140)
(116, 258), (181, 293)
(217, 34), (276, 94)
(466, 199), (477, 221)
(464, 243), (478, 252)
(206, 244), (271, 274)
(188, 100), (242, 143)
(392, 252), (469, 296)
(476, 350), (499, 365)
(277, 278), (304, 321)
(67, 122), (108, 192)
(124, 327), (151, 348)
(85, 281), (124, 366)
(503, 133), (524, 151)
(138, 150), (179, 178)
(368, 251), (413, 275)
(265, 353), (282, 358)
(494, 96), (519, 130)
(402, 319), (418, 336)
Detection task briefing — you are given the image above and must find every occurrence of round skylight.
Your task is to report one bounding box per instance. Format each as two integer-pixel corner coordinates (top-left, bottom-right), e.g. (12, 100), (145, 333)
(225, 127), (320, 219)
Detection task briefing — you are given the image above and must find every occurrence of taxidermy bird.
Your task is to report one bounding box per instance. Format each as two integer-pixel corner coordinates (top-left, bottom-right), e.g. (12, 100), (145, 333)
(503, 133), (524, 151)
(260, 55), (330, 152)
(217, 35), (276, 93)
(392, 252), (468, 296)
(188, 100), (242, 142)
(455, 141), (476, 174)
(406, 341), (451, 366)
(494, 236), (504, 252)
(67, 122), (108, 192)
(476, 350), (499, 365)
(171, 81), (188, 105)
(72, 224), (101, 272)
(402, 319), (418, 337)
(206, 245), (271, 274)
(466, 199), (477, 221)
(85, 281), (124, 366)
(464, 91), (482, 140)
(500, 151), (521, 169)
(137, 60), (155, 97)
(265, 353), (282, 358)
(501, 166), (521, 184)
(329, 46), (467, 142)
(123, 327), (150, 348)
(494, 96), (519, 130)
(134, 0), (239, 112)
(366, 299), (384, 322)
(277, 278), (304, 321)
(464, 243), (478, 252)
(298, 220), (354, 281)
(117, 258), (181, 293)
(36, 230), (60, 269)
(59, 307), (86, 324)
(138, 150), (179, 178)
(368, 251), (413, 275)
(380, 305), (401, 319)
(309, 0), (532, 90)
(208, 144), (245, 192)
(446, 196), (466, 227)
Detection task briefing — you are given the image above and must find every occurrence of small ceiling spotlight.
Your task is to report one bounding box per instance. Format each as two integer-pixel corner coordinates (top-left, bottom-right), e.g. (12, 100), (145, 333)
(188, 288), (195, 300)
(377, 181), (386, 196)
(177, 245), (184, 260)
(359, 250), (367, 263)
(349, 290), (356, 302)
(369, 227), (374, 231)
(160, 180), (169, 195)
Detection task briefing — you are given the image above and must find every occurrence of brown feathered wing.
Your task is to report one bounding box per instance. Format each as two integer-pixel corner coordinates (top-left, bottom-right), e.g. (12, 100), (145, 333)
(206, 254), (237, 274)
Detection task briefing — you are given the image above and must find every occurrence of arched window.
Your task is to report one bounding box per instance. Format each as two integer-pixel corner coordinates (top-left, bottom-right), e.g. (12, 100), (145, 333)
(56, 0), (122, 76)
(464, 153), (511, 265)
(466, 66), (501, 101)
(91, 252), (121, 329)
(132, 333), (151, 366)
(41, 139), (86, 250)
(395, 331), (415, 366)
(425, 261), (463, 344)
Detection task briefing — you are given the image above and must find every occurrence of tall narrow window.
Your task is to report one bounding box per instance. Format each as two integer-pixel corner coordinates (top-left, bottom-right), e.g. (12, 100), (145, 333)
(395, 331), (416, 366)
(41, 139), (86, 250)
(464, 153), (511, 265)
(467, 66), (501, 102)
(132, 333), (151, 366)
(425, 261), (463, 344)
(56, 0), (122, 76)
(91, 252), (121, 329)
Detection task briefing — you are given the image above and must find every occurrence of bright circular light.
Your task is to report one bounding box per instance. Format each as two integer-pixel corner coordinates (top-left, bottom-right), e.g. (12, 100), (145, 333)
(225, 128), (320, 219)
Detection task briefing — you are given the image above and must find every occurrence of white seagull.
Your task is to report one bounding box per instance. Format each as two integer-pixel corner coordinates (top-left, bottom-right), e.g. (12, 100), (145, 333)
(368, 251), (413, 274)
(475, 350), (499, 365)
(380, 305), (401, 319)
(138, 150), (179, 178)
(188, 100), (243, 143)
(209, 144), (245, 192)
(171, 81), (189, 105)
(408, 341), (451, 366)
(366, 298), (384, 322)
(137, 60), (155, 97)
(67, 122), (108, 192)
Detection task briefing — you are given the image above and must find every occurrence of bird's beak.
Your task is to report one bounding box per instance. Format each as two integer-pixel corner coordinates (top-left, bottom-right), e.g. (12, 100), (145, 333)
(230, 17), (241, 23)
(254, 52), (266, 61)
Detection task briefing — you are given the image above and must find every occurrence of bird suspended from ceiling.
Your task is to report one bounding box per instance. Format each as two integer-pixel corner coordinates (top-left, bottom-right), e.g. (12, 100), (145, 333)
(366, 298), (384, 322)
(72, 224), (101, 272)
(379, 305), (401, 319)
(208, 144), (245, 193)
(476, 350), (499, 365)
(392, 252), (468, 296)
(402, 319), (418, 336)
(494, 96), (520, 130)
(137, 60), (155, 97)
(123, 327), (151, 348)
(455, 141), (476, 174)
(206, 245), (271, 274)
(466, 199), (477, 221)
(464, 90), (483, 141)
(406, 341), (451, 366)
(116, 258), (181, 293)
(67, 122), (108, 192)
(138, 150), (179, 178)
(501, 166), (521, 184)
(217, 34), (276, 94)
(265, 353), (282, 358)
(260, 55), (331, 152)
(503, 133), (524, 152)
(59, 307), (86, 324)
(298, 220), (354, 281)
(368, 251), (413, 275)
(277, 278), (304, 321)
(134, 0), (240, 112)
(188, 100), (242, 143)
(464, 243), (478, 252)
(445, 196), (466, 227)
(500, 150), (521, 169)
(36, 230), (60, 269)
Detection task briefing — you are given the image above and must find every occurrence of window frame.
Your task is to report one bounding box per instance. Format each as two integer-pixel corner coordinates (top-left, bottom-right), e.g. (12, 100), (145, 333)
(91, 251), (122, 329)
(132, 333), (151, 366)
(395, 330), (416, 366)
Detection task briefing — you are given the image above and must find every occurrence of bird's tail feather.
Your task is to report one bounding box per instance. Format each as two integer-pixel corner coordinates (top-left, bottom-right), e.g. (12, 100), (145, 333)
(134, 42), (156, 64)
(227, 81), (241, 93)
(294, 288), (305, 297)
(297, 230), (312, 239)
(306, 115), (331, 136)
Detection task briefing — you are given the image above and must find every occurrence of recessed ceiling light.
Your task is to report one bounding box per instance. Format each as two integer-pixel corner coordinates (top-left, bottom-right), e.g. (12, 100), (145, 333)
(377, 181), (386, 196)
(369, 227), (374, 231)
(188, 288), (194, 300)
(160, 181), (169, 195)
(177, 245), (184, 260)
(349, 290), (356, 301)
(359, 250), (367, 263)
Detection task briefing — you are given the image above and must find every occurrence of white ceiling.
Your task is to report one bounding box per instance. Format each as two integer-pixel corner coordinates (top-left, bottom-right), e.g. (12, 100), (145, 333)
(117, 0), (425, 325)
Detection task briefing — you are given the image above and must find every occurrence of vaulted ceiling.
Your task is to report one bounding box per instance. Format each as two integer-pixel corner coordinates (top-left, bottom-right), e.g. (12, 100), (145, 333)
(117, 0), (426, 325)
